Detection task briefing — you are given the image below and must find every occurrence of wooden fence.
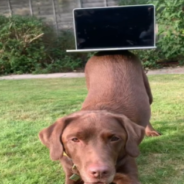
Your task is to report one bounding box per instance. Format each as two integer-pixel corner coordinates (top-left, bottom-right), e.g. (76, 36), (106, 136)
(0, 0), (120, 31)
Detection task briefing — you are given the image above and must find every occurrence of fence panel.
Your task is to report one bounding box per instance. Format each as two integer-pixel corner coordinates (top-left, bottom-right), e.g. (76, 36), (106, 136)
(0, 0), (119, 30)
(10, 0), (30, 15)
(0, 0), (10, 16)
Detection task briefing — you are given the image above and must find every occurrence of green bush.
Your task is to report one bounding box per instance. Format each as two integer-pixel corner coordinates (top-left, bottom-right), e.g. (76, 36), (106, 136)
(0, 15), (86, 75)
(41, 30), (89, 73)
(119, 0), (184, 68)
(156, 0), (184, 60)
(0, 15), (46, 74)
(1, 1), (184, 74)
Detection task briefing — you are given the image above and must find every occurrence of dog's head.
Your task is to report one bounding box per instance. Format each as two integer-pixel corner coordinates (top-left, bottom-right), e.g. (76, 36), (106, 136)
(39, 110), (144, 184)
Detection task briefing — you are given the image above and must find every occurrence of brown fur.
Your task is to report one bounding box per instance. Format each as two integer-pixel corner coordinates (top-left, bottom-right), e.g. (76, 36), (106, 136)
(39, 51), (158, 184)
(82, 51), (150, 127)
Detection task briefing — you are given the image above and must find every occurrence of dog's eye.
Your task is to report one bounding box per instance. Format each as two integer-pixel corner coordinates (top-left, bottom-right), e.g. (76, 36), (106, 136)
(71, 138), (80, 142)
(110, 136), (120, 142)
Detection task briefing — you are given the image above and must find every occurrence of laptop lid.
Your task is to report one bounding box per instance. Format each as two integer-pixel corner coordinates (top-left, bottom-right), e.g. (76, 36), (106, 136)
(67, 5), (156, 52)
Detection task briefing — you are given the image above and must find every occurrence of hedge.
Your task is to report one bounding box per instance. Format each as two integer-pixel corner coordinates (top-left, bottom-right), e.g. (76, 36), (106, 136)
(0, 15), (88, 75)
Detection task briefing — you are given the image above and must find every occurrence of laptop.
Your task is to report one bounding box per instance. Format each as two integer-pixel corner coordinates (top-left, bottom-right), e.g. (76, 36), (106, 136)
(66, 4), (156, 53)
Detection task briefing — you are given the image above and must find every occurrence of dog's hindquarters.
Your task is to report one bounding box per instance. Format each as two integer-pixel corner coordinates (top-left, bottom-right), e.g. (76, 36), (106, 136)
(82, 51), (151, 128)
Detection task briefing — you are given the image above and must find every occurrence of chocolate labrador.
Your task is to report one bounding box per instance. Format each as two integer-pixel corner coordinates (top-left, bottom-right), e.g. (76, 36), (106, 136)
(39, 51), (159, 184)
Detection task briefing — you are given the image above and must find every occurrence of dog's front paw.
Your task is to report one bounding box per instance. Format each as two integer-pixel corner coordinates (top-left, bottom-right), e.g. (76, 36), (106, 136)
(112, 173), (131, 184)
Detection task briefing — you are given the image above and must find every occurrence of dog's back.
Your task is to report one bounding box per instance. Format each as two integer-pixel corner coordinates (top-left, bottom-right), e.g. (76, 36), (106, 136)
(82, 51), (151, 127)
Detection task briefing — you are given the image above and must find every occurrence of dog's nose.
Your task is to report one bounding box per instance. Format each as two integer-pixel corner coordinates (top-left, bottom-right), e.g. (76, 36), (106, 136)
(88, 165), (110, 178)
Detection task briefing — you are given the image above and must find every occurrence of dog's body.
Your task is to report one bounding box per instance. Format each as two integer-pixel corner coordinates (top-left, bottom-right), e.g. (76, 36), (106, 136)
(39, 51), (159, 184)
(82, 51), (151, 127)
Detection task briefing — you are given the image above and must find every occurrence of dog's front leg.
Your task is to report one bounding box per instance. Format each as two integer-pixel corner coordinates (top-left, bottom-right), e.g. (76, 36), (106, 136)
(60, 156), (83, 184)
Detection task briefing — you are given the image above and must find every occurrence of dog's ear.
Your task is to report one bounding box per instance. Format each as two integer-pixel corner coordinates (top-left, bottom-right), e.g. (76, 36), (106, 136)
(114, 114), (145, 157)
(39, 116), (75, 161)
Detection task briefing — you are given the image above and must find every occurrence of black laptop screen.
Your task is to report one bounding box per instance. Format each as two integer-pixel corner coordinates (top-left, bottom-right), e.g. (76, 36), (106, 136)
(74, 5), (155, 50)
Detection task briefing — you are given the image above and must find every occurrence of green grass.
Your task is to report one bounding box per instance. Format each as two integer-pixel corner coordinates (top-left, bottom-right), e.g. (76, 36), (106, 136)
(0, 75), (184, 184)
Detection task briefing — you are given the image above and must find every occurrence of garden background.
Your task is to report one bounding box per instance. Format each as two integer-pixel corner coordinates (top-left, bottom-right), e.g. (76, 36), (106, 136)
(0, 0), (183, 75)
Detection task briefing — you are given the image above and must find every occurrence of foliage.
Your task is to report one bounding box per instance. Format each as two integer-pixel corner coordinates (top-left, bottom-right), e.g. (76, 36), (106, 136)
(0, 15), (46, 74)
(156, 0), (184, 59)
(41, 30), (89, 73)
(0, 15), (86, 75)
(119, 0), (184, 68)
(0, 75), (184, 183)
(2, 0), (184, 74)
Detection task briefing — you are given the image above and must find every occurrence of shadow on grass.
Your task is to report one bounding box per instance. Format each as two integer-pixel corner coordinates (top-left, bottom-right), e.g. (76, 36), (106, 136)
(140, 119), (184, 154)
(137, 119), (184, 184)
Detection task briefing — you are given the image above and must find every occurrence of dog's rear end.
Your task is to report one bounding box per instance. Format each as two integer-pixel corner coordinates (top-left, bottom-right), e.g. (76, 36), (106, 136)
(82, 51), (151, 128)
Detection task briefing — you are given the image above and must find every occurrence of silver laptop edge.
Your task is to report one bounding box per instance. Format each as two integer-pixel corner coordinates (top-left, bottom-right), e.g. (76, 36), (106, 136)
(67, 46), (156, 53)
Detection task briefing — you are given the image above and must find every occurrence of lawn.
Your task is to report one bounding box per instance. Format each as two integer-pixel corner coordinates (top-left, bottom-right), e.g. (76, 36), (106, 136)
(0, 75), (184, 184)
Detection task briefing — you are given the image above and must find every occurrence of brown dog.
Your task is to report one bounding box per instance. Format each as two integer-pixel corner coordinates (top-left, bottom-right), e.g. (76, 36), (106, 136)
(39, 51), (159, 184)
